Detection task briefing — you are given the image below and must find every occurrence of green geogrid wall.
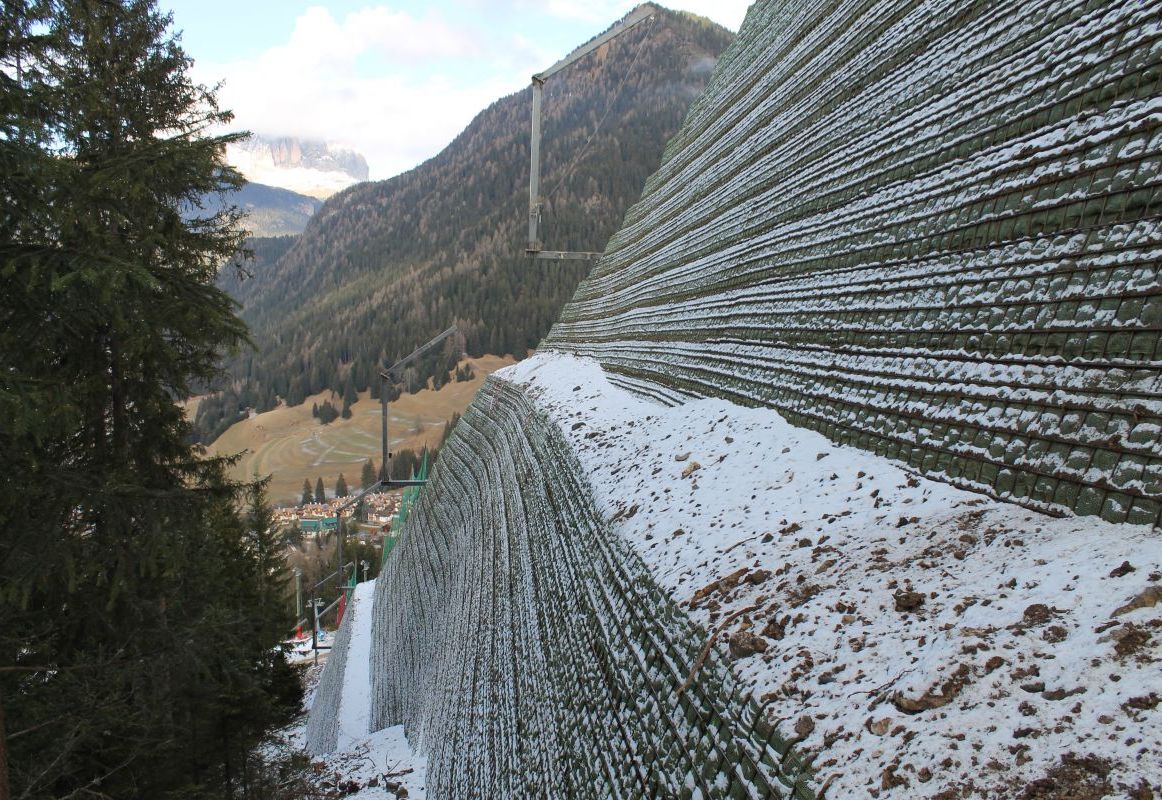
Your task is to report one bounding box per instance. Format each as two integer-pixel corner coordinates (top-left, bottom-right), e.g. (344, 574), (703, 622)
(544, 0), (1162, 525)
(365, 378), (817, 799)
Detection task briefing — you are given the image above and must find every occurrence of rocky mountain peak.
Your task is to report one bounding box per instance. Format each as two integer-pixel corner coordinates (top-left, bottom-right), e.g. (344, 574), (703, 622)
(227, 135), (369, 198)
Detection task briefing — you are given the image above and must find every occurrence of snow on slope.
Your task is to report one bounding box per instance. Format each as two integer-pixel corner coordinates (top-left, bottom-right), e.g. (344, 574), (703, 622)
(336, 581), (376, 751)
(504, 352), (1162, 799)
(300, 580), (428, 798)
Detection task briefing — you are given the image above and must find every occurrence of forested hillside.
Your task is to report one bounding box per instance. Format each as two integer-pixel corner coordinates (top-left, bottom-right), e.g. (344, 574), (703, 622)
(232, 182), (322, 236)
(193, 6), (732, 443)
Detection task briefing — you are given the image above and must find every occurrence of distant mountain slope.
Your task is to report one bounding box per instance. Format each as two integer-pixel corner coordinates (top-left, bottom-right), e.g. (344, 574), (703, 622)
(234, 182), (322, 237)
(189, 182), (320, 238)
(195, 5), (733, 442)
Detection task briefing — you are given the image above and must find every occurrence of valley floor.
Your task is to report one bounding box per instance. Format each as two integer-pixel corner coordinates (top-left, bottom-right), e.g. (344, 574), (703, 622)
(208, 355), (514, 504)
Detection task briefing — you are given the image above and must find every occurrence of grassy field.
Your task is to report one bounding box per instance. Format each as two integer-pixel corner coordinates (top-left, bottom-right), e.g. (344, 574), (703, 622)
(207, 355), (514, 504)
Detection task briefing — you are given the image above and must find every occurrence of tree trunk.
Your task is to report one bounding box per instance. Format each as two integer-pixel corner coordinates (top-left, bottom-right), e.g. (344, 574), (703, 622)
(0, 692), (11, 800)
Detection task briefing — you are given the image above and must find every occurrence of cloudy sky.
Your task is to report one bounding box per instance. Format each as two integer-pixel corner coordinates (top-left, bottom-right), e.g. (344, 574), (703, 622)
(159, 0), (752, 180)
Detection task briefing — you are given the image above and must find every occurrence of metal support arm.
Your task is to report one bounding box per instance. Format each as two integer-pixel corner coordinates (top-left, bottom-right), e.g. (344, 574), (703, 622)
(527, 4), (656, 258)
(378, 326), (458, 484)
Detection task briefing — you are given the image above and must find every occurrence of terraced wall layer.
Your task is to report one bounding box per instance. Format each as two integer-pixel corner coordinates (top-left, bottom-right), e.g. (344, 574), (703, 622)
(365, 376), (815, 800)
(544, 0), (1162, 525)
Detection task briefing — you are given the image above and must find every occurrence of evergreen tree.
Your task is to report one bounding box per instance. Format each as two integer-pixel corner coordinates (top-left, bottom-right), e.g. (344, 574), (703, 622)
(315, 476), (326, 503)
(341, 376), (357, 419)
(0, 1), (298, 796)
(302, 477), (314, 505)
(441, 412), (462, 446)
(335, 472), (349, 498)
(361, 458), (377, 489)
(317, 398), (339, 424)
(244, 476), (292, 642)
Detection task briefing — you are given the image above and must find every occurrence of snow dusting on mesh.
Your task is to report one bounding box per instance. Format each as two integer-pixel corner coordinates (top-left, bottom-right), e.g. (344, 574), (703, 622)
(504, 351), (1162, 799)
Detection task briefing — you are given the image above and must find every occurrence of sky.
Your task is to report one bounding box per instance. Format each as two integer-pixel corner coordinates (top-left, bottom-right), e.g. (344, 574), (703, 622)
(159, 0), (753, 180)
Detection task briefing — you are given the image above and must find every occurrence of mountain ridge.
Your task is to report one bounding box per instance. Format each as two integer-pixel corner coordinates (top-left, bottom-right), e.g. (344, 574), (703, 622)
(235, 182), (322, 237)
(195, 6), (734, 443)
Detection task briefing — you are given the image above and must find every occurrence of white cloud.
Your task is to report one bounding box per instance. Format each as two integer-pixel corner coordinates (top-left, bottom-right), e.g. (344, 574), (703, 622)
(194, 1), (752, 182)
(195, 6), (546, 180)
(517, 0), (753, 30)
(671, 0), (753, 30)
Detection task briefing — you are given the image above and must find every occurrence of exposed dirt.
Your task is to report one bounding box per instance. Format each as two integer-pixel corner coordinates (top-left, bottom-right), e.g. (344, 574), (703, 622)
(1019, 753), (1113, 800)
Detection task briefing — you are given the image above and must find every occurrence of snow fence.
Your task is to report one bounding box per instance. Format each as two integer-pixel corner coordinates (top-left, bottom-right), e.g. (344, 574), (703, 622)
(365, 377), (815, 799)
(543, 0), (1162, 526)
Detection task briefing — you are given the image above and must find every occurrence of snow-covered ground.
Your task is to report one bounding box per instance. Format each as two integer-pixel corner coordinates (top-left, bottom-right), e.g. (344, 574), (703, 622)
(291, 581), (428, 799)
(286, 722), (427, 800)
(503, 352), (1161, 799)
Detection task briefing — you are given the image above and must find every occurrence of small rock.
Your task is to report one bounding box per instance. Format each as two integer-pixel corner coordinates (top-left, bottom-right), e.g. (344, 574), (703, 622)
(1042, 625), (1068, 643)
(761, 617), (786, 640)
(1124, 693), (1160, 712)
(867, 717), (891, 736)
(1021, 681), (1046, 693)
(746, 569), (772, 585)
(1112, 622), (1152, 658)
(880, 764), (908, 790)
(794, 715), (815, 738)
(984, 655), (1005, 673)
(674, 452), (691, 462)
(894, 590), (925, 612)
(1109, 560), (1136, 578)
(917, 767), (932, 783)
(1042, 686), (1086, 701)
(1011, 664), (1040, 680)
(728, 629), (768, 659)
(1022, 603), (1053, 626)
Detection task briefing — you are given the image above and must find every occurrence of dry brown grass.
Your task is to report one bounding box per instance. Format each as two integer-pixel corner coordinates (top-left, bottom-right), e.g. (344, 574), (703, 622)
(207, 355), (514, 503)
